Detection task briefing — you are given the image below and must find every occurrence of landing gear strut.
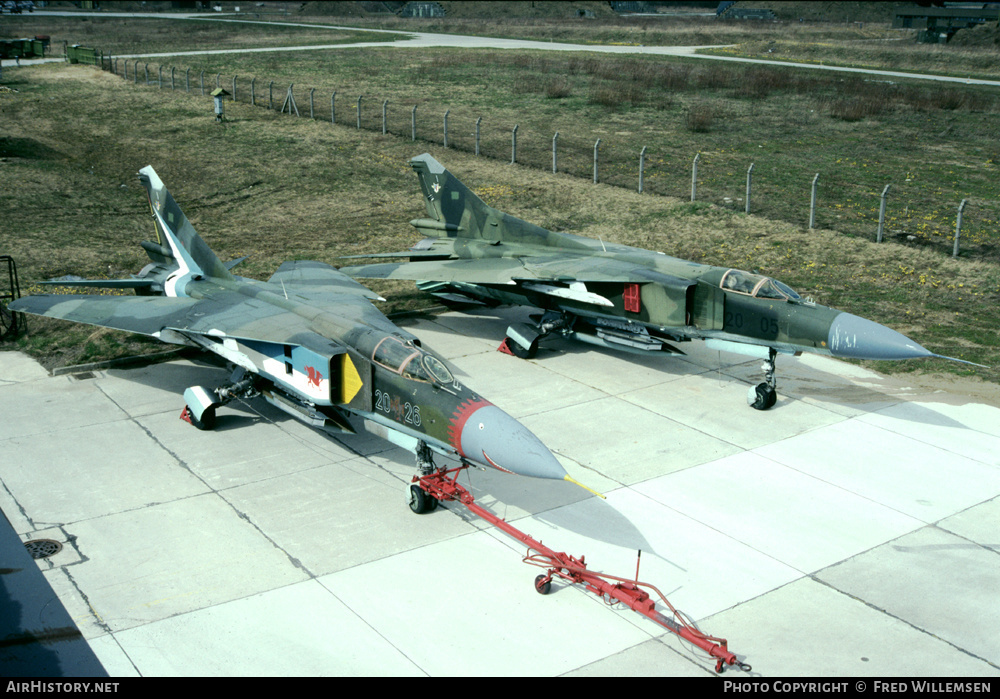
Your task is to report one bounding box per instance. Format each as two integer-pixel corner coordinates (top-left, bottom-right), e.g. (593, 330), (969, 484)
(407, 441), (439, 514)
(500, 311), (572, 359)
(747, 347), (778, 411)
(180, 368), (258, 430)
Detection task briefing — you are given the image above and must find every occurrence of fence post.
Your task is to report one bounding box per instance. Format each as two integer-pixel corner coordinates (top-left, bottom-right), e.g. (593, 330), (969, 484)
(382, 99), (388, 135)
(746, 163), (754, 214)
(310, 88), (315, 119)
(593, 139), (601, 184)
(357, 95), (362, 129)
(809, 173), (819, 229)
(134, 60), (139, 84)
(412, 105), (417, 141)
(553, 132), (559, 174)
(443, 109), (450, 147)
(280, 84), (299, 116)
(954, 199), (967, 257)
(269, 81), (273, 109)
(185, 68), (191, 92)
(331, 91), (336, 124)
(511, 124), (518, 164)
(158, 65), (162, 88)
(200, 70), (205, 96)
(639, 146), (646, 193)
(691, 153), (700, 202)
(250, 77), (255, 105)
(475, 117), (482, 156)
(123, 59), (128, 81)
(170, 66), (175, 90)
(877, 184), (890, 243)
(232, 75), (237, 101)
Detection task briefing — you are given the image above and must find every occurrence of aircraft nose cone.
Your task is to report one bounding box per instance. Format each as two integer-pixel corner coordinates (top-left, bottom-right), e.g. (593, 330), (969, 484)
(827, 312), (933, 360)
(451, 401), (567, 481)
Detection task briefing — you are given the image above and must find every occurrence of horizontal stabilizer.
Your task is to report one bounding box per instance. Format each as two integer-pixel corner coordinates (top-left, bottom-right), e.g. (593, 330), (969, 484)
(40, 278), (155, 290)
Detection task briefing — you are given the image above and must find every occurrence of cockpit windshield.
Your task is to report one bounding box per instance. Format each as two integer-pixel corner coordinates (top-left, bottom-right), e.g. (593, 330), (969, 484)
(719, 269), (801, 301)
(372, 337), (455, 385)
(720, 269), (800, 301)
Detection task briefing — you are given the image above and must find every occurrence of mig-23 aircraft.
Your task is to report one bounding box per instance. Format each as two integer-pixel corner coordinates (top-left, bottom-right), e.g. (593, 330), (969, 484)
(341, 153), (981, 410)
(10, 166), (600, 510)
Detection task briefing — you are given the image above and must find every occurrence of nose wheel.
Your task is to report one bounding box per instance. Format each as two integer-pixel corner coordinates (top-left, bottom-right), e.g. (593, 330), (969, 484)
(408, 483), (438, 514)
(408, 440), (440, 514)
(747, 348), (778, 411)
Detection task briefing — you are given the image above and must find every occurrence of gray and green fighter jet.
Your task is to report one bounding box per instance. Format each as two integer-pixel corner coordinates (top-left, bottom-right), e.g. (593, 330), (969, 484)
(10, 166), (596, 508)
(341, 154), (980, 411)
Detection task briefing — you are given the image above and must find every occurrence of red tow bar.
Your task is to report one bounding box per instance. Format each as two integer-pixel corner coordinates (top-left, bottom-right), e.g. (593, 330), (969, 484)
(411, 465), (751, 674)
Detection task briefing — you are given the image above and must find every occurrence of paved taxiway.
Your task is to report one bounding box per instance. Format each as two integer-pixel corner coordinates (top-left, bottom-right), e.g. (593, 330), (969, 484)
(11, 11), (1000, 88)
(2, 307), (999, 677)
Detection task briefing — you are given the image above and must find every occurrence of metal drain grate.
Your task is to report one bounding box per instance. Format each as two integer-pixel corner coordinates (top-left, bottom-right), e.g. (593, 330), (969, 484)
(24, 539), (63, 560)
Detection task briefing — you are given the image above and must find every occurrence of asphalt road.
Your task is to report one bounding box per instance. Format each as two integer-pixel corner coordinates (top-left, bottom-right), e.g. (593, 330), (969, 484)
(8, 10), (1000, 88)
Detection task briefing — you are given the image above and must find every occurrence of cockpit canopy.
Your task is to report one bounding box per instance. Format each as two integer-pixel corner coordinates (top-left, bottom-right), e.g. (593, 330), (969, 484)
(372, 336), (454, 385)
(720, 269), (801, 301)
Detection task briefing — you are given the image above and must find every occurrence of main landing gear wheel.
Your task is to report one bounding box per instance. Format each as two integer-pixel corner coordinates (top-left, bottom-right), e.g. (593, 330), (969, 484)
(408, 484), (438, 514)
(534, 574), (552, 595)
(180, 405), (217, 430)
(748, 384), (777, 411)
(190, 406), (217, 430)
(507, 336), (538, 360)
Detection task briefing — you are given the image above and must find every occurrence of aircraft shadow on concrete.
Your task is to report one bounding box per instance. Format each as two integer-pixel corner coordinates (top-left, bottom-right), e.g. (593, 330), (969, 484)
(421, 459), (680, 582)
(105, 356), (268, 432)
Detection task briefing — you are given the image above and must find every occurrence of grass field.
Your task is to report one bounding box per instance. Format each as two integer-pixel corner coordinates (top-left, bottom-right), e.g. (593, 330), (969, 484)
(0, 14), (402, 54)
(0, 11), (997, 393)
(92, 44), (1000, 260)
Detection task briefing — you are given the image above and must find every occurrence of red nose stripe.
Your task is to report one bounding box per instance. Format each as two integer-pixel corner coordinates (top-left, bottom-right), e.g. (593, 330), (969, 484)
(446, 398), (491, 456)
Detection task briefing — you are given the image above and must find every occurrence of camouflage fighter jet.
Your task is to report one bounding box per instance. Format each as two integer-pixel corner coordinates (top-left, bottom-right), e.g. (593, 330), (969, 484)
(341, 154), (980, 411)
(10, 166), (598, 510)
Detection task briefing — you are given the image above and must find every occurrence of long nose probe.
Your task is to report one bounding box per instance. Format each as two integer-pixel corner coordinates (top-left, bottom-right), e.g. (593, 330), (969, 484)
(565, 475), (606, 499)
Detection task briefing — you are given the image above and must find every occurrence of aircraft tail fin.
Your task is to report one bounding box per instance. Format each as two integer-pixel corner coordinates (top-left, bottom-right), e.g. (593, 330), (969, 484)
(137, 166), (233, 282)
(408, 154), (571, 249)
(409, 153), (494, 240)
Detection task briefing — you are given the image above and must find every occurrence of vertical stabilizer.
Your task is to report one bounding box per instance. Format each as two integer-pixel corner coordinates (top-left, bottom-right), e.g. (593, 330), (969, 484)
(409, 153), (493, 239)
(137, 166), (233, 289)
(408, 154), (561, 247)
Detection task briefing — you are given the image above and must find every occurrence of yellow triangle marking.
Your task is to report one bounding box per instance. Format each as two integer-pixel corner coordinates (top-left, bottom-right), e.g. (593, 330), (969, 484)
(340, 353), (364, 404)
